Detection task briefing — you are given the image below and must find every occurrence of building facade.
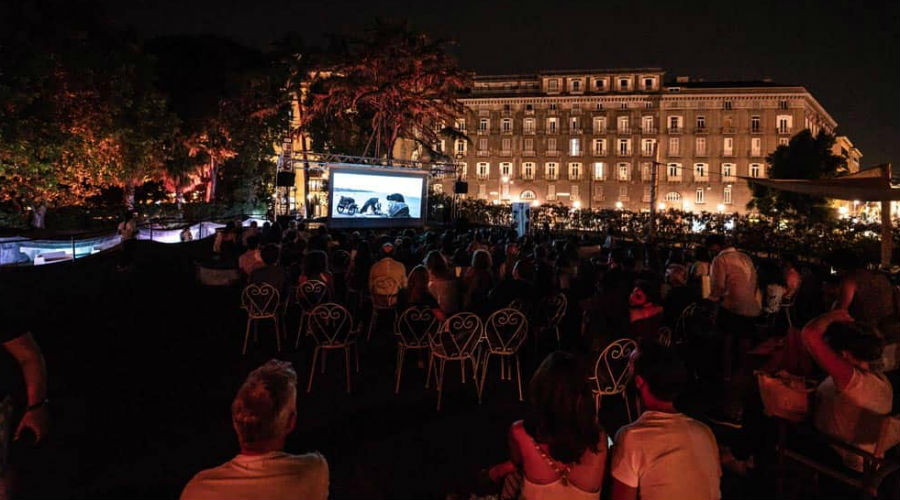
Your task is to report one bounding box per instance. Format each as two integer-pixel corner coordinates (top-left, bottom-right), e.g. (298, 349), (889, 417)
(421, 69), (840, 214)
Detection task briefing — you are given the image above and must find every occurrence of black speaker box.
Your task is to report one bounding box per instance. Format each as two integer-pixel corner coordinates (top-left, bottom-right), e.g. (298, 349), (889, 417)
(276, 172), (296, 187)
(454, 181), (469, 194)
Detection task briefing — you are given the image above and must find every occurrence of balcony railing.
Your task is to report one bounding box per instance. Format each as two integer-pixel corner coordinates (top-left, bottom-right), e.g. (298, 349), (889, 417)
(641, 149), (655, 157)
(721, 126), (736, 134)
(593, 127), (608, 135)
(569, 128), (582, 135)
(695, 150), (708, 157)
(501, 128), (513, 135)
(723, 150), (734, 157)
(476, 174), (489, 181)
(616, 149), (633, 157)
(546, 175), (559, 181)
(546, 150), (559, 157)
(521, 174), (534, 181)
(750, 126), (762, 134)
(477, 128), (489, 135)
(500, 150), (512, 157)
(641, 126), (657, 134)
(545, 128), (558, 135)
(569, 175), (583, 181)
(523, 129), (536, 135)
(694, 127), (709, 134)
(777, 127), (792, 135)
(749, 149), (761, 157)
(722, 175), (737, 182)
(617, 127), (632, 135)
(569, 151), (584, 157)
(593, 149), (608, 157)
(667, 127), (683, 134)
(477, 150), (490, 157)
(522, 150), (535, 157)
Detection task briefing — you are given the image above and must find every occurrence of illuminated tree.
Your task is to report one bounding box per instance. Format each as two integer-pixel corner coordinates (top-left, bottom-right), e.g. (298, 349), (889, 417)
(305, 21), (471, 161)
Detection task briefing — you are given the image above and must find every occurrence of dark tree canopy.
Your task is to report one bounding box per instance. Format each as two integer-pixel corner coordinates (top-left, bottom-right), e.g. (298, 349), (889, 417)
(748, 129), (847, 221)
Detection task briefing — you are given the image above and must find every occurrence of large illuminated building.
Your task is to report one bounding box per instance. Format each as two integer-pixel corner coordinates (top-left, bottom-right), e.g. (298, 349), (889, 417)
(412, 69), (855, 214)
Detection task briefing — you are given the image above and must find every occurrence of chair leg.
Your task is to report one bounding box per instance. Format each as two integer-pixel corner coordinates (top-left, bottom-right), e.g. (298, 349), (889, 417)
(273, 317), (281, 352)
(554, 325), (560, 346)
(395, 345), (406, 394)
(436, 359), (445, 411)
(243, 318), (252, 355)
(425, 352), (434, 389)
(461, 358), (466, 384)
(307, 346), (320, 393)
(515, 354), (523, 401)
(354, 343), (360, 372)
(500, 356), (506, 381)
(344, 348), (352, 394)
(479, 352), (491, 404)
(367, 309), (378, 341)
(321, 349), (328, 374)
(295, 313), (305, 349)
(623, 391), (633, 423)
(253, 320), (259, 342)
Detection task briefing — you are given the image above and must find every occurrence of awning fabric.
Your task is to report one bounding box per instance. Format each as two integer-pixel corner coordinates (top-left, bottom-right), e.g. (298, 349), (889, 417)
(740, 164), (900, 201)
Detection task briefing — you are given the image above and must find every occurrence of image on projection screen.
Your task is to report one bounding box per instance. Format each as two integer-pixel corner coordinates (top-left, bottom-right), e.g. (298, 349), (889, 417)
(331, 171), (423, 219)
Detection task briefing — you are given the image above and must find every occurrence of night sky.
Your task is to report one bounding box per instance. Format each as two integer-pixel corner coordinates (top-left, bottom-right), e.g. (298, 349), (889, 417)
(100, 0), (899, 169)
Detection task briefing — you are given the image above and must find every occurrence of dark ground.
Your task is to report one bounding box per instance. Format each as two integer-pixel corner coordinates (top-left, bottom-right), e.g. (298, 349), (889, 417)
(0, 240), (867, 499)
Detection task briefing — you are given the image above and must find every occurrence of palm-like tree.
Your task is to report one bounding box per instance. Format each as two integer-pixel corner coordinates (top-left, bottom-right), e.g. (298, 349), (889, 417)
(305, 21), (472, 161)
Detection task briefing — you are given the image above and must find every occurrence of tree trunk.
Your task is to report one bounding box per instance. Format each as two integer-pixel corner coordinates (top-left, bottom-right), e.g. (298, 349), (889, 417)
(124, 182), (136, 209)
(206, 158), (217, 203)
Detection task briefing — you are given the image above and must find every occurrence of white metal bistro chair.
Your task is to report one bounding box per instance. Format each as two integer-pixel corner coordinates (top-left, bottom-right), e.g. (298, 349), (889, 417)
(306, 303), (360, 394)
(590, 338), (638, 422)
(240, 283), (281, 355)
(533, 293), (567, 349)
(295, 279), (329, 348)
(393, 305), (440, 393)
(367, 276), (400, 341)
(429, 312), (483, 411)
(479, 308), (528, 403)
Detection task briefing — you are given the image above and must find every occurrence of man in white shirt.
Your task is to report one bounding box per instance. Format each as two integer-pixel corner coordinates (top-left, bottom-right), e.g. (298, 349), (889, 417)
(611, 342), (721, 500)
(706, 234), (761, 381)
(181, 360), (328, 500)
(368, 242), (407, 296)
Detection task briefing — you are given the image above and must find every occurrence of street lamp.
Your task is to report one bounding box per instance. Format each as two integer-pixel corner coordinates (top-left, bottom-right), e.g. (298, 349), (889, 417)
(615, 201), (624, 210)
(717, 203), (725, 213)
(657, 202), (666, 211)
(573, 200), (582, 210)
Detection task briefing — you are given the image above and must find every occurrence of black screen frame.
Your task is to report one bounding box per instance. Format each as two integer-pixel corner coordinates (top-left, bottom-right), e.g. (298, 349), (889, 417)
(326, 164), (429, 229)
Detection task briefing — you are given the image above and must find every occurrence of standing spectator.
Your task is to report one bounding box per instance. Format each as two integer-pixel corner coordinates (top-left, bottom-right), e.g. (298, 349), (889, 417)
(238, 236), (265, 278)
(0, 327), (48, 499)
(30, 202), (47, 230)
(706, 234), (761, 379)
(369, 243), (407, 297)
(250, 244), (287, 296)
(180, 360), (328, 500)
(690, 247), (712, 298)
(610, 342), (721, 500)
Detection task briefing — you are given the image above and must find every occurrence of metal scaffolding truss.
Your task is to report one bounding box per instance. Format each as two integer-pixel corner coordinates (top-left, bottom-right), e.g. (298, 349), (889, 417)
(285, 151), (461, 175)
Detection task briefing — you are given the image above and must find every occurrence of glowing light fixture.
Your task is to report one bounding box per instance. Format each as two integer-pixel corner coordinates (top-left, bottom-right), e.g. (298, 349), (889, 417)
(657, 202), (666, 210)
(615, 201), (624, 209)
(717, 203), (725, 212)
(573, 201), (582, 209)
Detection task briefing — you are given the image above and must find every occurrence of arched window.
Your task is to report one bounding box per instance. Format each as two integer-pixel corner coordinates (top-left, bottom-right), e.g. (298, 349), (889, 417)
(519, 190), (536, 200)
(665, 192), (682, 202)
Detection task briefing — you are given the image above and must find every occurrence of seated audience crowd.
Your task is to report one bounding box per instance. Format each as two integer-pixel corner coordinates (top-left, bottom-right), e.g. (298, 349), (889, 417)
(189, 218), (898, 499)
